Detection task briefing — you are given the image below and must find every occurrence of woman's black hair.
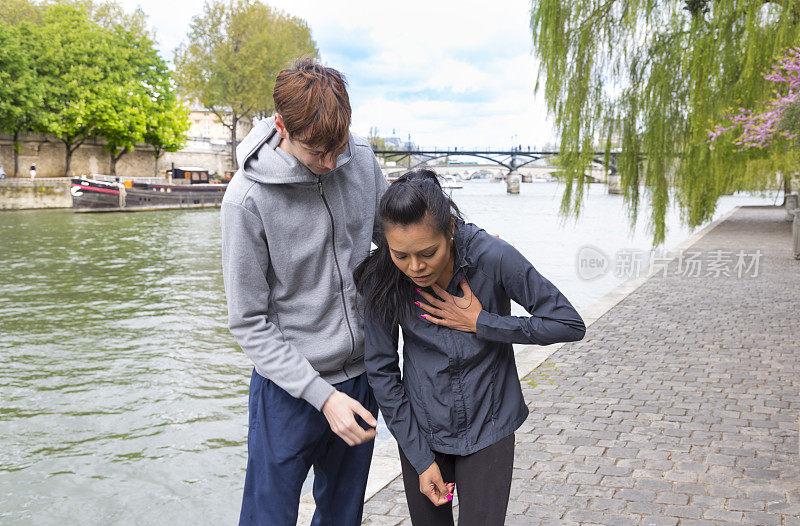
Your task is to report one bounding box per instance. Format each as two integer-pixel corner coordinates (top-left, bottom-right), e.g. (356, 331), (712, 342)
(354, 168), (463, 326)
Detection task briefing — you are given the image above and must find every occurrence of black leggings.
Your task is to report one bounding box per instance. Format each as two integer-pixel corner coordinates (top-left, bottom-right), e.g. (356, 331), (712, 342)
(398, 433), (515, 526)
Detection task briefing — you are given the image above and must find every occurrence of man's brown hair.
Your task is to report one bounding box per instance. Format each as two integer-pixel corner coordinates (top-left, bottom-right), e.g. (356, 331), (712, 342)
(273, 55), (351, 155)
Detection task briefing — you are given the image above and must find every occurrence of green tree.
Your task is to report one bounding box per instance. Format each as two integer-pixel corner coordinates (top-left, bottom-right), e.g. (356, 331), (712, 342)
(95, 26), (181, 177)
(94, 31), (149, 177)
(174, 0), (318, 168)
(531, 0), (800, 245)
(0, 0), (42, 26)
(1, 1), (187, 177)
(79, 1), (187, 177)
(144, 94), (190, 176)
(35, 5), (111, 176)
(66, 0), (151, 35)
(0, 20), (43, 176)
(778, 100), (800, 140)
(30, 2), (187, 177)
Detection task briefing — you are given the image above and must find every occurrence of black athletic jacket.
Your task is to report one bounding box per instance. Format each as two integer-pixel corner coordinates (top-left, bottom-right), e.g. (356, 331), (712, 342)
(364, 220), (586, 474)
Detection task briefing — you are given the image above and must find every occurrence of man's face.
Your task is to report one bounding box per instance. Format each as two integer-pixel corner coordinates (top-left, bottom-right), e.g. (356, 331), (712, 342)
(275, 114), (348, 175)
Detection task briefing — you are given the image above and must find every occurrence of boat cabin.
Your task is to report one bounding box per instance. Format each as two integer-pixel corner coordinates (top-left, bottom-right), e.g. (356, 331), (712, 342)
(169, 166), (210, 184)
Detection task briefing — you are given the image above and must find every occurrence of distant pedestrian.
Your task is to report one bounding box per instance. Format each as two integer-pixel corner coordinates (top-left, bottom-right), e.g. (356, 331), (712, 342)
(0, 165), (6, 179)
(29, 164), (36, 180)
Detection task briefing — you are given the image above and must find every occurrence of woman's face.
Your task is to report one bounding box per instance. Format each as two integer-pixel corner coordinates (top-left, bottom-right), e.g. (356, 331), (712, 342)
(384, 219), (454, 288)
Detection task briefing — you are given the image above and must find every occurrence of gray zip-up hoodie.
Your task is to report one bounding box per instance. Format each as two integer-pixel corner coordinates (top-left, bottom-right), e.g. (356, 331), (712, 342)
(221, 117), (388, 411)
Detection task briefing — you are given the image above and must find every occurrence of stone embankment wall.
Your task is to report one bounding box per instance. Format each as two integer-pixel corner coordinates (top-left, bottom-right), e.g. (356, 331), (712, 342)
(0, 179), (72, 210)
(0, 133), (233, 179)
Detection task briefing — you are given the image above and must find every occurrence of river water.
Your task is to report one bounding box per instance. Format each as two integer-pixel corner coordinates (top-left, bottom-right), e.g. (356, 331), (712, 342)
(0, 181), (776, 524)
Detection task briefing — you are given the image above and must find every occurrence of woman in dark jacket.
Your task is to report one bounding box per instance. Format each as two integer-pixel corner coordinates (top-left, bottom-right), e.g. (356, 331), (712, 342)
(354, 168), (585, 525)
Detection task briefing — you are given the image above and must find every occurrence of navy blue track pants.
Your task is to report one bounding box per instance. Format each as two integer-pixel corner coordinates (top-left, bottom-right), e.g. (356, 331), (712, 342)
(239, 369), (378, 526)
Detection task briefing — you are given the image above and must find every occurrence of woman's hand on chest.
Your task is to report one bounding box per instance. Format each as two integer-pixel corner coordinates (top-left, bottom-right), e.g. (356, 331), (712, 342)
(415, 278), (483, 333)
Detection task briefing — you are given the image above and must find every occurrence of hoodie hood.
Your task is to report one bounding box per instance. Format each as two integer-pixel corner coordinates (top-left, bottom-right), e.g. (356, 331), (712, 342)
(235, 116), (355, 185)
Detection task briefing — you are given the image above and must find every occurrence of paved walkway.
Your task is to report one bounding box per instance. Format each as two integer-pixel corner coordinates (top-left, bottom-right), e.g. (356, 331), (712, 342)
(360, 206), (800, 525)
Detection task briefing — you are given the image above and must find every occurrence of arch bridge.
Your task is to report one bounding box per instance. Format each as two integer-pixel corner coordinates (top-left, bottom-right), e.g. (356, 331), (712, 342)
(370, 148), (618, 175)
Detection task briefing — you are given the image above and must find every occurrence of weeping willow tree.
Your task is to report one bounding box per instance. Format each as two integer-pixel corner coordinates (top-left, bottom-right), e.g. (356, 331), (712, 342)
(531, 0), (800, 245)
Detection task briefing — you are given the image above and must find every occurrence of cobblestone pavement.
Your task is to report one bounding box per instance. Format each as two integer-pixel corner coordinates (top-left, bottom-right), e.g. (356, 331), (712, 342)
(361, 206), (800, 525)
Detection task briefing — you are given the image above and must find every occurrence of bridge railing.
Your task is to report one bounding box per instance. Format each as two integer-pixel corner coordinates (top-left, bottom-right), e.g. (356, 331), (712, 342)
(371, 149), (567, 156)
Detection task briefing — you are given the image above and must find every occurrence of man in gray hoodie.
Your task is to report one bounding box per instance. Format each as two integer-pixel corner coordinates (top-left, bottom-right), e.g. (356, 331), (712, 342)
(221, 57), (389, 525)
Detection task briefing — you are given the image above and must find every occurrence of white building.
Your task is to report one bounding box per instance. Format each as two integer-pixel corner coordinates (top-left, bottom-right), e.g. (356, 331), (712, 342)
(188, 106), (253, 143)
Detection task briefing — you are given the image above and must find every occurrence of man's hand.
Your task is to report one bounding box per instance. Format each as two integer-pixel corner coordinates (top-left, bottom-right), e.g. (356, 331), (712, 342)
(419, 461), (453, 506)
(416, 278), (483, 333)
(321, 390), (378, 446)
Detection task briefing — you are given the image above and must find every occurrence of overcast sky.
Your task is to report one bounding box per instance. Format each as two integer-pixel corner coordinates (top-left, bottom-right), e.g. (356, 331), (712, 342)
(118, 0), (556, 149)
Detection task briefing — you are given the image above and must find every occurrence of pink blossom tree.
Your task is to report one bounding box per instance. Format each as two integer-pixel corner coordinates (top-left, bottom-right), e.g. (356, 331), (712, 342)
(710, 46), (800, 151)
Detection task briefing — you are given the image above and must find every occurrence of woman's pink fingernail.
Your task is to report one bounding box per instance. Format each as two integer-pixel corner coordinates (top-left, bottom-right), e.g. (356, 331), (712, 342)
(420, 314), (426, 319)
(414, 301), (420, 306)
(415, 288), (421, 294)
(446, 494), (452, 501)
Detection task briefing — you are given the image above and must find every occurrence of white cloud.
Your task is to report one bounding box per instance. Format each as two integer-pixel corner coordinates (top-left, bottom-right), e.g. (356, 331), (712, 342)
(119, 0), (557, 149)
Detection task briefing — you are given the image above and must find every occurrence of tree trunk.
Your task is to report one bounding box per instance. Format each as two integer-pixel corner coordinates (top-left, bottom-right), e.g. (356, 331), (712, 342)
(230, 114), (239, 169)
(153, 149), (162, 176)
(64, 141), (73, 178)
(110, 148), (129, 177)
(12, 130), (19, 177)
(62, 137), (87, 177)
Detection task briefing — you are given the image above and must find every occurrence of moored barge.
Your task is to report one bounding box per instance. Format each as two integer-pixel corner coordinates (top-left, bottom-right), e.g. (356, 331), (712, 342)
(71, 167), (228, 213)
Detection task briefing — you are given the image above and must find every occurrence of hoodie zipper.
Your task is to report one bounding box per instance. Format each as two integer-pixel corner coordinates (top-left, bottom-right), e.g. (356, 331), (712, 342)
(318, 179), (357, 370)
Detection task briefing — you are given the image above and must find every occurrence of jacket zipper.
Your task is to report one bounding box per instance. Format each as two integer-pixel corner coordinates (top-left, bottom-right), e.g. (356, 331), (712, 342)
(448, 267), (469, 434)
(318, 179), (357, 369)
